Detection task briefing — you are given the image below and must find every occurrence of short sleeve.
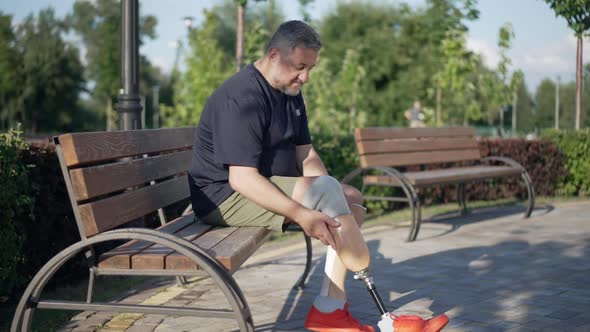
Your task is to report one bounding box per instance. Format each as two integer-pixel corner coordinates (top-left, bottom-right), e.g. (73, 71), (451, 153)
(212, 96), (266, 167)
(296, 95), (312, 145)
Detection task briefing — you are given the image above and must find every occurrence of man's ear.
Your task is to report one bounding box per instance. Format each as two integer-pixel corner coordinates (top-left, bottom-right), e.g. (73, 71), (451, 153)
(268, 47), (281, 62)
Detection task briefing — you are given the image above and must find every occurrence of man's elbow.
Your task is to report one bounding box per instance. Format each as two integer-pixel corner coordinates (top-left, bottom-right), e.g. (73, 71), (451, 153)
(228, 173), (242, 192)
(228, 167), (255, 192)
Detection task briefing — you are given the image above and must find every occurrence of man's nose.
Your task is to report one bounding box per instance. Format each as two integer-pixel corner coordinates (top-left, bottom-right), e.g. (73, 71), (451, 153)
(298, 70), (310, 84)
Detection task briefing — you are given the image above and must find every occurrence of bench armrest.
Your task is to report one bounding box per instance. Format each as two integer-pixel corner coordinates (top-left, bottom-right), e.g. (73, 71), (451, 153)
(341, 166), (411, 186)
(480, 156), (526, 172)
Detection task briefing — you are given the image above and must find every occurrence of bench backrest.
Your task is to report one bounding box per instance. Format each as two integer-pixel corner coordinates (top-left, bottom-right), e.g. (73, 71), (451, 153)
(354, 127), (481, 168)
(54, 127), (196, 239)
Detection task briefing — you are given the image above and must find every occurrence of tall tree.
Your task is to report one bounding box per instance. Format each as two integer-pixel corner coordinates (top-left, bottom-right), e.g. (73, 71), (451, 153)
(510, 69), (524, 135)
(495, 22), (515, 135)
(14, 8), (86, 133)
(235, 0), (246, 71)
(534, 79), (557, 130)
(513, 76), (535, 133)
(68, 0), (157, 124)
(0, 13), (20, 130)
(543, 0), (590, 129)
(304, 48), (371, 134)
(160, 11), (233, 127)
(435, 28), (481, 125)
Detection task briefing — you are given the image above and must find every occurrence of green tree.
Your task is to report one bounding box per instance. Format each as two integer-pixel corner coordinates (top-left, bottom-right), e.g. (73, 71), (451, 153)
(68, 0), (157, 127)
(0, 13), (20, 130)
(510, 69), (524, 135)
(435, 28), (481, 125)
(543, 0), (590, 129)
(559, 81), (578, 129)
(160, 11), (233, 127)
(512, 73), (536, 134)
(15, 8), (86, 133)
(304, 48), (371, 134)
(534, 79), (557, 130)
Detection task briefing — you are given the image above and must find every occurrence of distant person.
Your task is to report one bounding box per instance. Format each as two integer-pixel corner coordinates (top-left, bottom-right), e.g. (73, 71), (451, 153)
(404, 101), (426, 128)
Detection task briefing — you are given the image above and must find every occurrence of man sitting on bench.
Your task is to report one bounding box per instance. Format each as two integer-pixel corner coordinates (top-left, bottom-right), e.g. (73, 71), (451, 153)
(188, 20), (448, 332)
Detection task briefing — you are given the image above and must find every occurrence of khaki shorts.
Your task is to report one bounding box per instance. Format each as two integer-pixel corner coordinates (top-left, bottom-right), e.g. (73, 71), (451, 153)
(200, 176), (298, 232)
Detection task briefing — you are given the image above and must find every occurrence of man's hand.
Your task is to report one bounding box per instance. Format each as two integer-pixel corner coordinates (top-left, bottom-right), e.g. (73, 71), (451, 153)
(294, 208), (340, 250)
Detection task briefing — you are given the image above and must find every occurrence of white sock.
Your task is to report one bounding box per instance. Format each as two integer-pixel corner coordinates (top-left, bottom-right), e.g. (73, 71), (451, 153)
(314, 247), (346, 313)
(313, 295), (346, 313)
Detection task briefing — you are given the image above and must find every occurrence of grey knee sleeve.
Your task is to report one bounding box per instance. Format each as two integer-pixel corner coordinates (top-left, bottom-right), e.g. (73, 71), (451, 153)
(301, 175), (351, 218)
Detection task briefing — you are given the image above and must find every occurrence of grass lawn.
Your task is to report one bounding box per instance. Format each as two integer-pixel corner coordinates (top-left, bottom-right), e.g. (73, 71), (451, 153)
(2, 195), (588, 331)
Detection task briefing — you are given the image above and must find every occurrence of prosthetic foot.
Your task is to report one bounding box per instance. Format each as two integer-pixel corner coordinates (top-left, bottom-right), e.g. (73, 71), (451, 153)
(354, 269), (449, 332)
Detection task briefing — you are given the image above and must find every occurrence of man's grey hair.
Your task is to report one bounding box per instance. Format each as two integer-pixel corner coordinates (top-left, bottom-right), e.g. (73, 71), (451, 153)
(266, 20), (322, 54)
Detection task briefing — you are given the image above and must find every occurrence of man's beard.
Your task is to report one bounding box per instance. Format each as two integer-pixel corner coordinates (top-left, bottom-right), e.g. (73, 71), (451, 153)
(282, 86), (301, 96)
(280, 81), (302, 96)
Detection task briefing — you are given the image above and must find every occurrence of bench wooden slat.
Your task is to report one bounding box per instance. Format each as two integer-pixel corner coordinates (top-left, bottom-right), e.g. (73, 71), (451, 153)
(356, 137), (478, 155)
(354, 127), (475, 141)
(165, 227), (239, 270)
(360, 149), (481, 168)
(79, 175), (189, 237)
(57, 127), (195, 167)
(363, 166), (521, 187)
(98, 214), (195, 269)
(131, 221), (212, 270)
(207, 227), (272, 273)
(70, 150), (192, 201)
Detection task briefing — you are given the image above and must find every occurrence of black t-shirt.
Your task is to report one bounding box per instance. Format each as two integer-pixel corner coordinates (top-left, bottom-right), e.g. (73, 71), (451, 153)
(188, 63), (312, 218)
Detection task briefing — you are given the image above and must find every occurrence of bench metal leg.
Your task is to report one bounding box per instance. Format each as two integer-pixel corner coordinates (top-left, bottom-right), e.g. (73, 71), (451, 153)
(481, 157), (536, 219)
(86, 267), (96, 303)
(408, 189), (422, 242)
(522, 171), (535, 218)
(458, 183), (467, 215)
(295, 233), (313, 289)
(12, 229), (255, 332)
(341, 166), (421, 242)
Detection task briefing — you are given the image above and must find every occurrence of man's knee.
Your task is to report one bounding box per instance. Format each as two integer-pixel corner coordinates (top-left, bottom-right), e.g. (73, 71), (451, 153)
(301, 175), (351, 218)
(342, 184), (364, 206)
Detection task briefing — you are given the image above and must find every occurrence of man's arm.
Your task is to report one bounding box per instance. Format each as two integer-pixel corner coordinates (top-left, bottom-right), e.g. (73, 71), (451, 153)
(296, 144), (328, 176)
(228, 165), (339, 248)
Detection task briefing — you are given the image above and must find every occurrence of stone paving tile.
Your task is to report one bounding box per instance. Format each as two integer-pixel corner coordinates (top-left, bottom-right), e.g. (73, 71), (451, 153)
(54, 202), (590, 331)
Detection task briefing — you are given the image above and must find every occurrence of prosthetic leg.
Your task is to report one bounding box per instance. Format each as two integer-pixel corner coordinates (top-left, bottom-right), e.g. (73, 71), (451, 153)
(301, 176), (449, 332)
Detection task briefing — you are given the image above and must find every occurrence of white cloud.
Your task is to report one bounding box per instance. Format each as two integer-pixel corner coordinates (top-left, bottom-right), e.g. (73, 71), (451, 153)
(467, 38), (500, 68)
(523, 54), (569, 71)
(518, 34), (590, 75)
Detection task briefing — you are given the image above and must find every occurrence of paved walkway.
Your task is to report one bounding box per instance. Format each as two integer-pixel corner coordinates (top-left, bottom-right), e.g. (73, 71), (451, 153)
(60, 201), (590, 332)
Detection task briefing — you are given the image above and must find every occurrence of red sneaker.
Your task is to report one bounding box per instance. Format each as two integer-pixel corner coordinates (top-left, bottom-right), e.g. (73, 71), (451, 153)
(389, 313), (449, 332)
(304, 302), (375, 332)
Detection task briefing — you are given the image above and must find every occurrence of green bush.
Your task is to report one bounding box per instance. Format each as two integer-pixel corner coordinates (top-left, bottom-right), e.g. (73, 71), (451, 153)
(542, 129), (590, 196)
(311, 131), (358, 180)
(0, 128), (34, 299)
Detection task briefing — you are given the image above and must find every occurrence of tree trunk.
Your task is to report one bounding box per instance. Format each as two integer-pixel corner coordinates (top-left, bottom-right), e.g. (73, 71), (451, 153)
(575, 35), (582, 130)
(512, 91), (517, 137)
(236, 4), (245, 72)
(499, 107), (504, 137)
(436, 86), (441, 126)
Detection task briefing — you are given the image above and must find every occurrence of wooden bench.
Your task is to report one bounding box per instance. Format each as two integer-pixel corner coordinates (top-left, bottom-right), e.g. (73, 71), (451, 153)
(11, 127), (312, 332)
(342, 127), (535, 242)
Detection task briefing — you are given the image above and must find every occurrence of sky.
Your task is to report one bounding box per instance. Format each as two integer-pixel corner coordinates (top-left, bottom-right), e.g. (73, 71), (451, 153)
(2, 0), (589, 92)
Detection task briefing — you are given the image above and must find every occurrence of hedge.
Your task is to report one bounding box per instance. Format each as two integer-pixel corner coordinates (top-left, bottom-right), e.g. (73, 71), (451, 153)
(542, 129), (590, 196)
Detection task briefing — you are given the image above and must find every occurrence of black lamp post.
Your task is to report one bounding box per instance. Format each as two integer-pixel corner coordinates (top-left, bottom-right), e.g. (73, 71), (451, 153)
(115, 0), (142, 130)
